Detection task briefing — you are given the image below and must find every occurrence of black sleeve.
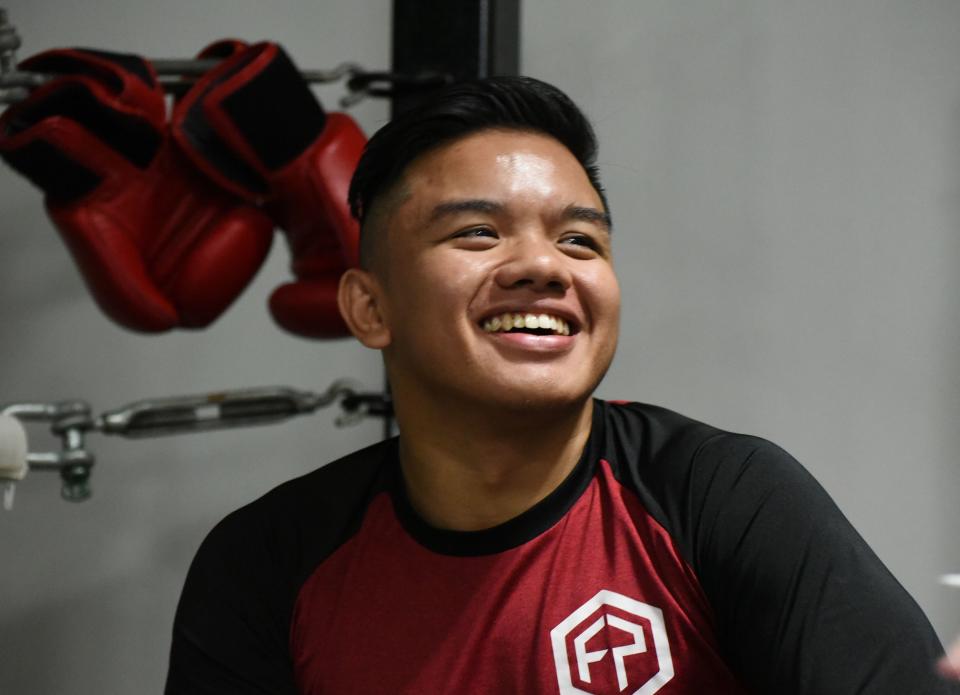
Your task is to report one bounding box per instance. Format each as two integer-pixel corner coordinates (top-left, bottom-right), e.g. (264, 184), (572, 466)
(163, 440), (392, 695)
(164, 504), (300, 695)
(689, 435), (958, 694)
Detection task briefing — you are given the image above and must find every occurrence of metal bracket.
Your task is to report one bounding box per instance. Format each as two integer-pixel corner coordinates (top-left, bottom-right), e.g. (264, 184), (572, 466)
(2, 401), (96, 501)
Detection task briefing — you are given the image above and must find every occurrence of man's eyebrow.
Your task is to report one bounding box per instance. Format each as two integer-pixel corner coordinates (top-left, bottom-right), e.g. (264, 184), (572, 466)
(428, 199), (612, 232)
(563, 205), (612, 232)
(429, 199), (505, 222)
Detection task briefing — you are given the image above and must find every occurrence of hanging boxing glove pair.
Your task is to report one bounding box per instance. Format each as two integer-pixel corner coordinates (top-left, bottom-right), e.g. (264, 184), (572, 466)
(173, 41), (365, 338)
(0, 41), (365, 338)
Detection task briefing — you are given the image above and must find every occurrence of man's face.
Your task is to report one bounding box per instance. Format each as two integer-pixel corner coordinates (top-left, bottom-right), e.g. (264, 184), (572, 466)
(372, 129), (620, 414)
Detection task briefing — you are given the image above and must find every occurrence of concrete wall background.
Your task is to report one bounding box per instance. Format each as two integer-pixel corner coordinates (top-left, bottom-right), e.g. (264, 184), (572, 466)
(536, 0), (960, 645)
(1, 1), (958, 692)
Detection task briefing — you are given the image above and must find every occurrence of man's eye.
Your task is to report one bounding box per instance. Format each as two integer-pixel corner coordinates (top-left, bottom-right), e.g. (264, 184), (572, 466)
(455, 227), (497, 239)
(560, 234), (600, 251)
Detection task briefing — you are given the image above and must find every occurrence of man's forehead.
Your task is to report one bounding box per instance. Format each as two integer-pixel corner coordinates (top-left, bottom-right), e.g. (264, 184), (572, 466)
(406, 129), (571, 178)
(394, 130), (603, 211)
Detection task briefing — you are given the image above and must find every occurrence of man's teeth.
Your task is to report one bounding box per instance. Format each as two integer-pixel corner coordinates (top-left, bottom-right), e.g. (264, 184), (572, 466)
(481, 312), (571, 336)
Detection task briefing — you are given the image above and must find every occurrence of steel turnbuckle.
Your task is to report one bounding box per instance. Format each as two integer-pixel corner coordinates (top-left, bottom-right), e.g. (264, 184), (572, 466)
(0, 381), (393, 505)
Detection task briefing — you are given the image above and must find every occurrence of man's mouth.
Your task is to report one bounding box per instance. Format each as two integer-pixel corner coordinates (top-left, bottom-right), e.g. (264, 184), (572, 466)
(480, 313), (572, 336)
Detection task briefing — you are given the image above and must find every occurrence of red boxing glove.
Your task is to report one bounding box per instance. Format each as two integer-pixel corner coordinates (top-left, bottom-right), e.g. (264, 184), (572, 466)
(172, 41), (366, 338)
(0, 48), (274, 332)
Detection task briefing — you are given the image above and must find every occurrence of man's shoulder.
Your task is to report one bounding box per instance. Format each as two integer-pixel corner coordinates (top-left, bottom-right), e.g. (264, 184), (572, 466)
(599, 399), (808, 523)
(599, 400), (823, 581)
(196, 437), (396, 576)
(600, 399), (784, 469)
(264, 436), (396, 509)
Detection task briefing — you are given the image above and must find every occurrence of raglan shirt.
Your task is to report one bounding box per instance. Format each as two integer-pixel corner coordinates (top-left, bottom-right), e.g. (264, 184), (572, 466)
(165, 400), (958, 694)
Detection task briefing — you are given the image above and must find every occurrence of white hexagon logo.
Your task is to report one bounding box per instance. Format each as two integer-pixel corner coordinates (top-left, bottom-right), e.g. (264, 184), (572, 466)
(550, 590), (675, 694)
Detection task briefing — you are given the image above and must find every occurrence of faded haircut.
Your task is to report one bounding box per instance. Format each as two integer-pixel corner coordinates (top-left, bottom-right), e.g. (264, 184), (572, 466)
(347, 76), (609, 269)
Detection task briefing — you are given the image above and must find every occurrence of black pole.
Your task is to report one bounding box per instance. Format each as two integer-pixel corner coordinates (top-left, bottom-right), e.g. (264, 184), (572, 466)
(391, 0), (520, 117)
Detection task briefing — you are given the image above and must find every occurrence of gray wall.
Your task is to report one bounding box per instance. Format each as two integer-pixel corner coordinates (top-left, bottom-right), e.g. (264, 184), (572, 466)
(1, 1), (958, 693)
(544, 0), (960, 644)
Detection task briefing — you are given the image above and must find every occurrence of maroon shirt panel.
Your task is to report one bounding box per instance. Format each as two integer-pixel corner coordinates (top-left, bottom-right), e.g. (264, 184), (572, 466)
(290, 460), (747, 694)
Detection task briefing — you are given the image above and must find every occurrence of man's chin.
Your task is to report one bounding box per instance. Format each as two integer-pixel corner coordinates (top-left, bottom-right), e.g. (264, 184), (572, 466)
(392, 358), (611, 424)
(467, 360), (613, 414)
(471, 381), (595, 417)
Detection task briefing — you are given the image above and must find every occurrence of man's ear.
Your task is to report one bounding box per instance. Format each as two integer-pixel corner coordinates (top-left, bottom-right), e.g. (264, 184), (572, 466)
(338, 268), (391, 349)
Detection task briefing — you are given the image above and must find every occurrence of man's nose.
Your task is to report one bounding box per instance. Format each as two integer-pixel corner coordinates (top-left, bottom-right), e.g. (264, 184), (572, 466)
(493, 236), (572, 292)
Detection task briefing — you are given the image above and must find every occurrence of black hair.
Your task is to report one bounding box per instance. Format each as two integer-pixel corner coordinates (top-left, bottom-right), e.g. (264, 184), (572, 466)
(348, 75), (608, 268)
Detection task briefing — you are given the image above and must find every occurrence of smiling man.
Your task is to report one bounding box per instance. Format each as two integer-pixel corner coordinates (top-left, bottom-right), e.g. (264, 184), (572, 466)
(339, 126), (619, 536)
(166, 77), (957, 695)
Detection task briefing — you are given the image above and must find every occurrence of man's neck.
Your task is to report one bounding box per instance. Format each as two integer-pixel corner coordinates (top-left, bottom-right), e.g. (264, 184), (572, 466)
(394, 396), (595, 532)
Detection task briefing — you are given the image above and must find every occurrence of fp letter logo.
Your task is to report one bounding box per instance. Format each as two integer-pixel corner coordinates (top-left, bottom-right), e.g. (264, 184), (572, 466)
(550, 590), (674, 695)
